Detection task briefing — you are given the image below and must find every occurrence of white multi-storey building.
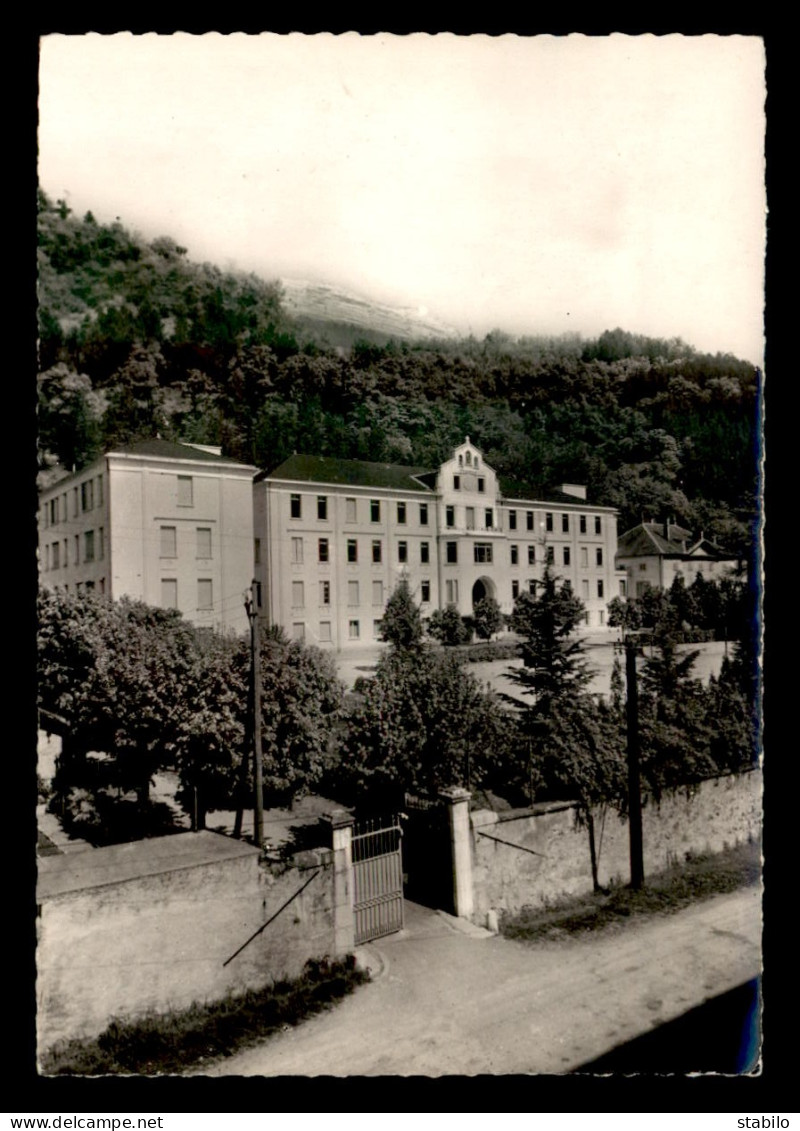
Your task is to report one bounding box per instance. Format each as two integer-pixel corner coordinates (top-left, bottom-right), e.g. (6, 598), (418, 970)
(37, 439), (257, 635)
(254, 438), (625, 649)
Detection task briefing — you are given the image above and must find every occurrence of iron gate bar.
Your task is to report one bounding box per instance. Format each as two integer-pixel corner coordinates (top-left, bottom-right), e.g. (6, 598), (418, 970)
(352, 815), (404, 945)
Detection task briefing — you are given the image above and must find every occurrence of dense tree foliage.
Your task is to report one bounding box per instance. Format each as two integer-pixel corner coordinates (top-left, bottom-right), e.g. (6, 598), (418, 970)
(38, 194), (759, 554)
(38, 590), (343, 841)
(379, 579), (425, 651)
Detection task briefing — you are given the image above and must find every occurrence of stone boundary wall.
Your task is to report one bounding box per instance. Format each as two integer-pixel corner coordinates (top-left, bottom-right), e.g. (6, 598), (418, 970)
(37, 834), (336, 1053)
(470, 769), (762, 923)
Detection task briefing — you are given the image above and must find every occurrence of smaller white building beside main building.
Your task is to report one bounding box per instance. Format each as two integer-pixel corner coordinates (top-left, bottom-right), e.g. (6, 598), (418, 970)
(37, 439), (258, 635)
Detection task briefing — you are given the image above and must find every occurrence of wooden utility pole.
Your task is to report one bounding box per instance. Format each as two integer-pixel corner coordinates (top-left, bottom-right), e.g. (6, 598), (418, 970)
(625, 635), (645, 889)
(244, 582), (264, 851)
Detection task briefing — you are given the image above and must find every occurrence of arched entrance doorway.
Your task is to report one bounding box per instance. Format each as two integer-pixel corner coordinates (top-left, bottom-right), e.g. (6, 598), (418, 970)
(472, 576), (496, 612)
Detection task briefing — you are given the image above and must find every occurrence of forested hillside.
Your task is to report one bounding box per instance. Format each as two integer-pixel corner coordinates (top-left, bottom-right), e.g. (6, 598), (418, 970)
(37, 191), (760, 554)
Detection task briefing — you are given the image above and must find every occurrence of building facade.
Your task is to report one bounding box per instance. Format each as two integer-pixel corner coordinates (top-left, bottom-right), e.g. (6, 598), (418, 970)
(254, 438), (625, 650)
(616, 520), (741, 597)
(37, 439), (257, 635)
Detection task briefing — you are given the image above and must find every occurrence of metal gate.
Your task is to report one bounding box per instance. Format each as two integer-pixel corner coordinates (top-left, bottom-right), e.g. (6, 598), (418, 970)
(352, 814), (404, 945)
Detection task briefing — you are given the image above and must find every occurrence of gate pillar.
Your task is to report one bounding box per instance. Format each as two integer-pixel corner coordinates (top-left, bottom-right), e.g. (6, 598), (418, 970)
(323, 810), (356, 954)
(440, 786), (474, 920)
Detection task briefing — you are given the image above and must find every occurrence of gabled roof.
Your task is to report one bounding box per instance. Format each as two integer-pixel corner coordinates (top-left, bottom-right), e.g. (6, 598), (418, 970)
(618, 522), (736, 560)
(260, 453), (437, 493)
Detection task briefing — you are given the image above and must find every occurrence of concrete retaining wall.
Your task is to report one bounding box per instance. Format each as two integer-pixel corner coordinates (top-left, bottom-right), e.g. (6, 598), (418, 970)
(470, 769), (762, 922)
(36, 830), (336, 1053)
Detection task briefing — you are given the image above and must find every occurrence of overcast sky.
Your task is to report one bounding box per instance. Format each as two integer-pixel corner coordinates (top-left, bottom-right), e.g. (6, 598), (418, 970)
(38, 33), (766, 364)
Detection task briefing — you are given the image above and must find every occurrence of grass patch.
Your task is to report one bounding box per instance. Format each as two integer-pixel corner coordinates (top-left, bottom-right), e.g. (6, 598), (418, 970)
(40, 955), (369, 1076)
(501, 838), (761, 944)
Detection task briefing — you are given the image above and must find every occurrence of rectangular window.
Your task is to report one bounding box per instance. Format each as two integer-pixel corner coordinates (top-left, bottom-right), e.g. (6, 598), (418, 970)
(420, 541), (430, 564)
(581, 547), (589, 568)
(74, 534), (80, 564)
(619, 579), (627, 597)
(595, 516), (602, 535)
(580, 515), (587, 534)
(465, 507), (475, 530)
(478, 478), (485, 493)
(81, 480), (94, 512)
(474, 543), (493, 564)
(453, 475), (460, 491)
(197, 527), (212, 559)
(373, 619), (383, 638)
(317, 496), (328, 521)
(52, 542), (60, 569)
(528, 580), (537, 595)
(446, 579), (459, 604)
(177, 476), (193, 507)
(372, 580), (384, 606)
(546, 512), (553, 532)
(563, 547), (571, 566)
(97, 476), (104, 506)
(372, 540), (382, 564)
(318, 538), (329, 563)
(597, 579), (605, 599)
(421, 580), (431, 603)
(510, 545), (519, 565)
(508, 510), (517, 530)
(292, 622), (305, 641)
(420, 503), (429, 525)
(160, 526), (177, 557)
(446, 505), (455, 528)
(98, 528), (105, 561)
(582, 579), (590, 599)
(485, 508), (493, 528)
(370, 499), (381, 523)
(291, 537), (304, 564)
(161, 578), (178, 609)
(73, 488), (79, 518)
(528, 545), (536, 565)
(446, 541), (458, 564)
(84, 530), (95, 562)
(290, 494), (302, 519)
(255, 538), (261, 565)
(346, 497), (357, 522)
(596, 547), (604, 566)
(320, 580), (331, 605)
(49, 498), (58, 525)
(349, 619), (360, 640)
(63, 538), (68, 566)
(546, 546), (555, 564)
(43, 544), (50, 571)
(292, 580), (305, 608)
(197, 579), (213, 610)
(562, 514), (569, 533)
(347, 539), (358, 563)
(599, 610), (605, 626)
(348, 580), (359, 606)
(526, 511), (534, 531)
(512, 580), (520, 599)
(319, 621), (332, 642)
(398, 541), (408, 563)
(397, 501), (407, 524)
(62, 493), (67, 520)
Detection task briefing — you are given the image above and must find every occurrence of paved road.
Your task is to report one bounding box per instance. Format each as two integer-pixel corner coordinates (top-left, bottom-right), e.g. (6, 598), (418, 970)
(197, 885), (761, 1077)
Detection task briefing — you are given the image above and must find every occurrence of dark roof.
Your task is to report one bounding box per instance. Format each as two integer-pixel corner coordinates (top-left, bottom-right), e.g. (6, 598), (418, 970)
(499, 479), (611, 508)
(261, 453), (437, 493)
(110, 438), (255, 467)
(618, 522), (736, 560)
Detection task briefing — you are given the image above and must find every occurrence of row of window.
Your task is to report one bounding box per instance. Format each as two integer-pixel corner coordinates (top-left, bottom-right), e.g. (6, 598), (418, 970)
(292, 578), (434, 609)
(43, 528), (105, 570)
(452, 474), (486, 493)
(290, 495), (430, 525)
(289, 536), (605, 568)
(43, 477), (105, 526)
(58, 579), (105, 594)
(161, 578), (214, 611)
(286, 493), (604, 536)
(510, 578), (606, 600)
(160, 526), (213, 558)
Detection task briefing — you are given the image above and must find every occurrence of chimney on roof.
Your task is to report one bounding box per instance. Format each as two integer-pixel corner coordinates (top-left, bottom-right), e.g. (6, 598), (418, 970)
(560, 483), (587, 500)
(663, 517), (670, 540)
